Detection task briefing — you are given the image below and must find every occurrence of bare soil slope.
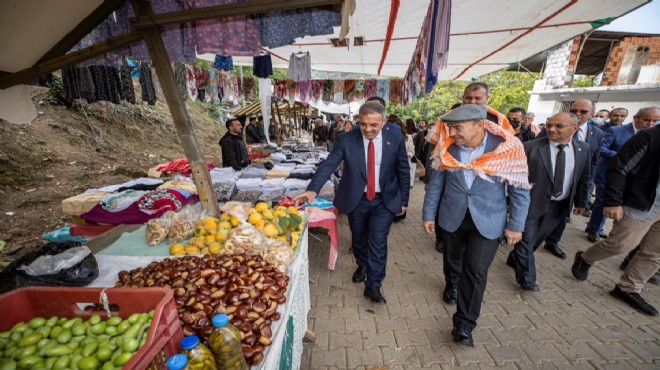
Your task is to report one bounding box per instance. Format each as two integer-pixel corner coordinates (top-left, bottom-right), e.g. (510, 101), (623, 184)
(0, 86), (227, 264)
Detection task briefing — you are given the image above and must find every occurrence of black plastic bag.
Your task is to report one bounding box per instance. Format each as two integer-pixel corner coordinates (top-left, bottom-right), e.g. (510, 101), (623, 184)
(0, 241), (98, 293)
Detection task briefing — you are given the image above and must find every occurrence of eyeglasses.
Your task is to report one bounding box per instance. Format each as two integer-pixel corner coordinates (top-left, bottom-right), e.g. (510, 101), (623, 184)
(545, 123), (574, 129)
(569, 109), (591, 115)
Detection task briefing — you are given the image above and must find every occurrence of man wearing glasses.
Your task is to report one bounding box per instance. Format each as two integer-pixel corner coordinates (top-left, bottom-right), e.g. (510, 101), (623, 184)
(540, 100), (604, 259)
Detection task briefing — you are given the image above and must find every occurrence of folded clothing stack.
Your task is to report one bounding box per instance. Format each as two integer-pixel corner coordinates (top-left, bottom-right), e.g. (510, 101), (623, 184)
(266, 169), (290, 179)
(236, 178), (263, 191)
(240, 167), (268, 179)
(210, 167), (240, 201)
(269, 152), (287, 162)
(231, 189), (262, 203)
(214, 182), (236, 202)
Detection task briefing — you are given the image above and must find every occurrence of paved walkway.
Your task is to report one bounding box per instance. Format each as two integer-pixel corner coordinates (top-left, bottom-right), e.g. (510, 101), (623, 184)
(301, 180), (659, 369)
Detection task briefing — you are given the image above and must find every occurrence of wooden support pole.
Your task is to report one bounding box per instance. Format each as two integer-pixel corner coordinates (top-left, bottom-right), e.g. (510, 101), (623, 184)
(134, 1), (219, 216)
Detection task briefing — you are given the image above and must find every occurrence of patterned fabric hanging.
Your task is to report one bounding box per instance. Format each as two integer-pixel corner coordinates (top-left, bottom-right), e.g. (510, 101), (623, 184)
(151, 67), (164, 102)
(194, 0), (260, 56)
(213, 55), (234, 71)
(354, 80), (365, 102)
(207, 70), (219, 101)
(139, 62), (156, 105)
(376, 80), (390, 104)
(119, 58), (136, 104)
(298, 81), (312, 104)
(287, 80), (299, 102)
(344, 80), (356, 102)
(174, 62), (188, 101)
(274, 79), (288, 100)
(322, 80), (333, 102)
(363, 79), (378, 99)
(311, 80), (324, 101)
(185, 65), (198, 101)
(389, 79), (402, 106)
(332, 80), (344, 104)
(242, 78), (255, 100)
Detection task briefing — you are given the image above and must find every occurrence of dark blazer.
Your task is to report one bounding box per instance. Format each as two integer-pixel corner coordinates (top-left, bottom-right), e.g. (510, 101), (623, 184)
(524, 137), (591, 220)
(219, 133), (249, 171)
(604, 125), (660, 212)
(245, 123), (261, 144)
(307, 127), (410, 214)
(539, 124), (603, 184)
(594, 124), (635, 185)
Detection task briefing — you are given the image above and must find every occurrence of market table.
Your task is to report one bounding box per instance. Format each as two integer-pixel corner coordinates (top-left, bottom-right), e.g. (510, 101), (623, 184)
(87, 224), (311, 370)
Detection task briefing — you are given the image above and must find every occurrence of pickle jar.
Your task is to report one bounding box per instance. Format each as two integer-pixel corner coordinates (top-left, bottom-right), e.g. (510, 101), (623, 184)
(181, 334), (218, 370)
(208, 314), (249, 370)
(166, 354), (190, 370)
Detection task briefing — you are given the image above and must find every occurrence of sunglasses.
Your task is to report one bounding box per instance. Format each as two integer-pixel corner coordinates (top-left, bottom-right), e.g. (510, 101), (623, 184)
(545, 123), (574, 129)
(569, 109), (591, 115)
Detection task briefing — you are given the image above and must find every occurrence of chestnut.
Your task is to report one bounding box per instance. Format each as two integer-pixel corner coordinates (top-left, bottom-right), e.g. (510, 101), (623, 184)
(248, 352), (264, 366)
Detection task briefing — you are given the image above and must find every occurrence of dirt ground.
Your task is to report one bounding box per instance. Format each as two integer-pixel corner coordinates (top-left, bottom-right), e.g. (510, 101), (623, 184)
(0, 86), (229, 266)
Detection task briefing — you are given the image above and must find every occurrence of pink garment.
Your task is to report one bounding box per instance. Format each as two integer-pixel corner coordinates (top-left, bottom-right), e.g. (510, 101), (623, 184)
(363, 79), (378, 99)
(194, 0), (260, 56)
(306, 207), (339, 270)
(298, 81), (312, 104)
(311, 80), (324, 100)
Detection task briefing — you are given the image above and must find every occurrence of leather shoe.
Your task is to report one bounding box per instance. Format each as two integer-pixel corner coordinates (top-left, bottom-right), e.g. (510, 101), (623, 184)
(599, 232), (608, 239)
(583, 209), (592, 217)
(506, 254), (515, 268)
(451, 328), (474, 347)
(443, 286), (457, 304)
(587, 231), (600, 242)
(544, 243), (567, 259)
(364, 287), (387, 304)
(520, 282), (540, 291)
(352, 266), (366, 283)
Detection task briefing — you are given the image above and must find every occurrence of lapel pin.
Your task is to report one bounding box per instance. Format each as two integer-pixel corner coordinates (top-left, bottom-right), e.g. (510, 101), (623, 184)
(387, 142), (391, 145)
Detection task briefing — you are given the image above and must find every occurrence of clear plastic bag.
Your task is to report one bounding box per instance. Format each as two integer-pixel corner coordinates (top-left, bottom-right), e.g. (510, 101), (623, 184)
(145, 217), (173, 245)
(224, 224), (268, 256)
(219, 201), (252, 224)
(260, 239), (295, 271)
(17, 246), (92, 276)
(167, 204), (205, 244)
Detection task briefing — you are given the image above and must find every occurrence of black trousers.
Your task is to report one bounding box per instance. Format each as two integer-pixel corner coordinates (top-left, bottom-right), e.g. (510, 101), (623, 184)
(441, 212), (499, 332)
(509, 199), (570, 285)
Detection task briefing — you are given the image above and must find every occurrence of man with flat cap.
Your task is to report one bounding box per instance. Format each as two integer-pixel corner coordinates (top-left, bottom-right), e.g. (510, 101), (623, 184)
(423, 104), (531, 346)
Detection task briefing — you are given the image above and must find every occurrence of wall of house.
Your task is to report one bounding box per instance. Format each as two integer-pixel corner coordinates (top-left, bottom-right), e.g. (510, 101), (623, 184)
(601, 36), (660, 86)
(539, 39), (582, 90)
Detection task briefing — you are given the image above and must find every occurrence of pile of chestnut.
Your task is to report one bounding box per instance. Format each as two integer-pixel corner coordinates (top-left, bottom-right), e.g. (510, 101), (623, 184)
(114, 254), (289, 366)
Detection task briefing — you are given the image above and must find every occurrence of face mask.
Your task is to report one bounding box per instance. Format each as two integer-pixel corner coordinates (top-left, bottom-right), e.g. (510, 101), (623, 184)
(592, 117), (605, 126)
(510, 119), (521, 128)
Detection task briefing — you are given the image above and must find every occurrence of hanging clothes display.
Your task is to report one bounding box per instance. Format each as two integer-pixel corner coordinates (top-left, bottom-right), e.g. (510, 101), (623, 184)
(89, 65), (121, 104)
(139, 62), (157, 105)
(255, 7), (341, 49)
(150, 67), (165, 101)
(297, 81), (312, 104)
(287, 52), (312, 82)
(425, 0), (451, 93)
(119, 58), (136, 104)
(194, 67), (210, 102)
(332, 80), (344, 104)
(354, 80), (365, 102)
(207, 70), (219, 101)
(311, 80), (324, 101)
(376, 79), (390, 104)
(185, 64), (198, 101)
(343, 80), (357, 102)
(274, 79), (288, 100)
(242, 78), (255, 100)
(322, 80), (333, 102)
(213, 55), (234, 71)
(259, 78), (272, 144)
(363, 79), (378, 100)
(194, 0), (260, 56)
(287, 80), (299, 101)
(253, 54), (273, 78)
(389, 79), (402, 106)
(174, 62), (188, 101)
(79, 67), (97, 103)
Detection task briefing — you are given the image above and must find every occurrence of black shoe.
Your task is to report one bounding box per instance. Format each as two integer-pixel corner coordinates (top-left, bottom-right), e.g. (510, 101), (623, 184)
(649, 273), (660, 285)
(587, 231), (600, 242)
(364, 287), (387, 304)
(620, 248), (638, 270)
(583, 209), (592, 217)
(451, 328), (474, 347)
(599, 232), (608, 239)
(520, 282), (540, 291)
(609, 286), (658, 316)
(435, 239), (443, 253)
(442, 286), (457, 304)
(506, 254), (515, 268)
(352, 266), (366, 283)
(544, 243), (567, 259)
(571, 251), (591, 281)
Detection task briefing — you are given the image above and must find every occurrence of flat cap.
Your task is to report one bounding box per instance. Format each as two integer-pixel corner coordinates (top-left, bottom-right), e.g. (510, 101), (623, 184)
(442, 104), (486, 123)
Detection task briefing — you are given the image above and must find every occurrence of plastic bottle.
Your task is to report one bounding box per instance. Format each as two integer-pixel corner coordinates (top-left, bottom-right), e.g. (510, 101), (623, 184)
(181, 334), (218, 370)
(208, 314), (249, 370)
(166, 354), (190, 370)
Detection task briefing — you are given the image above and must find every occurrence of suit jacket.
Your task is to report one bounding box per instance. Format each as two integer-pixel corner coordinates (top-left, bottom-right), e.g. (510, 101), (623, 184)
(594, 124), (635, 185)
(539, 124), (603, 185)
(422, 134), (531, 240)
(524, 137), (591, 220)
(307, 128), (410, 214)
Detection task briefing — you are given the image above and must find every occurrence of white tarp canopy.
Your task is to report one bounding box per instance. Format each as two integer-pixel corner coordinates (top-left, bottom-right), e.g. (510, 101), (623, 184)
(199, 0), (648, 80)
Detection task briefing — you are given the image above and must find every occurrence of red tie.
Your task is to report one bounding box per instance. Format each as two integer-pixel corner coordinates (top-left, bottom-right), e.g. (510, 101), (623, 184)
(367, 139), (376, 201)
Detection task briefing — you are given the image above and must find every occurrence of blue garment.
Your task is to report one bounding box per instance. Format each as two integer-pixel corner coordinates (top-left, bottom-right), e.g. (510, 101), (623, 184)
(255, 8), (341, 49)
(422, 134), (530, 240)
(214, 55), (234, 71)
(458, 132), (488, 189)
(253, 54), (273, 78)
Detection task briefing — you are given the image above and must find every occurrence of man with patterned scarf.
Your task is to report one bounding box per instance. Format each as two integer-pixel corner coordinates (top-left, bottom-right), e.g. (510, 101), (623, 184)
(422, 104), (530, 346)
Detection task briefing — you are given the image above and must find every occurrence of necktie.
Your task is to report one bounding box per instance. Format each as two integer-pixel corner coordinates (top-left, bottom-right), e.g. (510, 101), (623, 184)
(366, 140), (376, 201)
(553, 144), (567, 198)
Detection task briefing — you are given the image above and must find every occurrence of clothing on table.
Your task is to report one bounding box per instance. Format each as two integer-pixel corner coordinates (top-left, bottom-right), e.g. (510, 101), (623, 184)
(240, 167), (268, 179)
(81, 194), (198, 225)
(139, 62), (157, 105)
(288, 173), (314, 180)
(253, 54), (273, 78)
(235, 178), (263, 190)
(194, 0), (260, 56)
(86, 178), (164, 194)
(255, 7), (341, 49)
(214, 55), (234, 71)
(138, 189), (186, 215)
(119, 58), (136, 104)
(266, 169), (290, 178)
(287, 52), (312, 81)
(157, 180), (199, 194)
(101, 190), (149, 213)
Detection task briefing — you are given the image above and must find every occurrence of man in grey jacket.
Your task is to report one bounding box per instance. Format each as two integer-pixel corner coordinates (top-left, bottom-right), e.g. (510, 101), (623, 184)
(422, 104), (530, 346)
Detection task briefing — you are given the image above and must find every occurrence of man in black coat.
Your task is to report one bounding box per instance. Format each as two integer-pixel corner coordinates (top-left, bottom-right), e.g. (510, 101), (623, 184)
(244, 117), (261, 145)
(219, 118), (249, 171)
(507, 112), (591, 291)
(572, 122), (660, 316)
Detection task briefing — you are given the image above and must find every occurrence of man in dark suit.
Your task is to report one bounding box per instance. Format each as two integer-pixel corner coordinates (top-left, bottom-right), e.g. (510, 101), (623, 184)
(423, 104), (530, 346)
(507, 113), (591, 291)
(541, 100), (604, 258)
(294, 102), (410, 304)
(244, 117), (261, 144)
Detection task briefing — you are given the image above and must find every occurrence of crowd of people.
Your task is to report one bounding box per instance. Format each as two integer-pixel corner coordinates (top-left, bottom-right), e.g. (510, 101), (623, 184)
(219, 81), (660, 349)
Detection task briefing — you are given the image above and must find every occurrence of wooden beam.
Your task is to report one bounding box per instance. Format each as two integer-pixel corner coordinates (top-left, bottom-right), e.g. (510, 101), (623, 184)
(131, 0), (343, 29)
(0, 31), (142, 90)
(132, 0), (220, 216)
(37, 0), (127, 64)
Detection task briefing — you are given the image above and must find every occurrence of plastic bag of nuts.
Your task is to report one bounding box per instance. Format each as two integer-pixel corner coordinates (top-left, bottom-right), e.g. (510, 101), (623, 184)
(145, 217), (173, 245)
(224, 224), (268, 256)
(166, 205), (205, 244)
(260, 239), (295, 271)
